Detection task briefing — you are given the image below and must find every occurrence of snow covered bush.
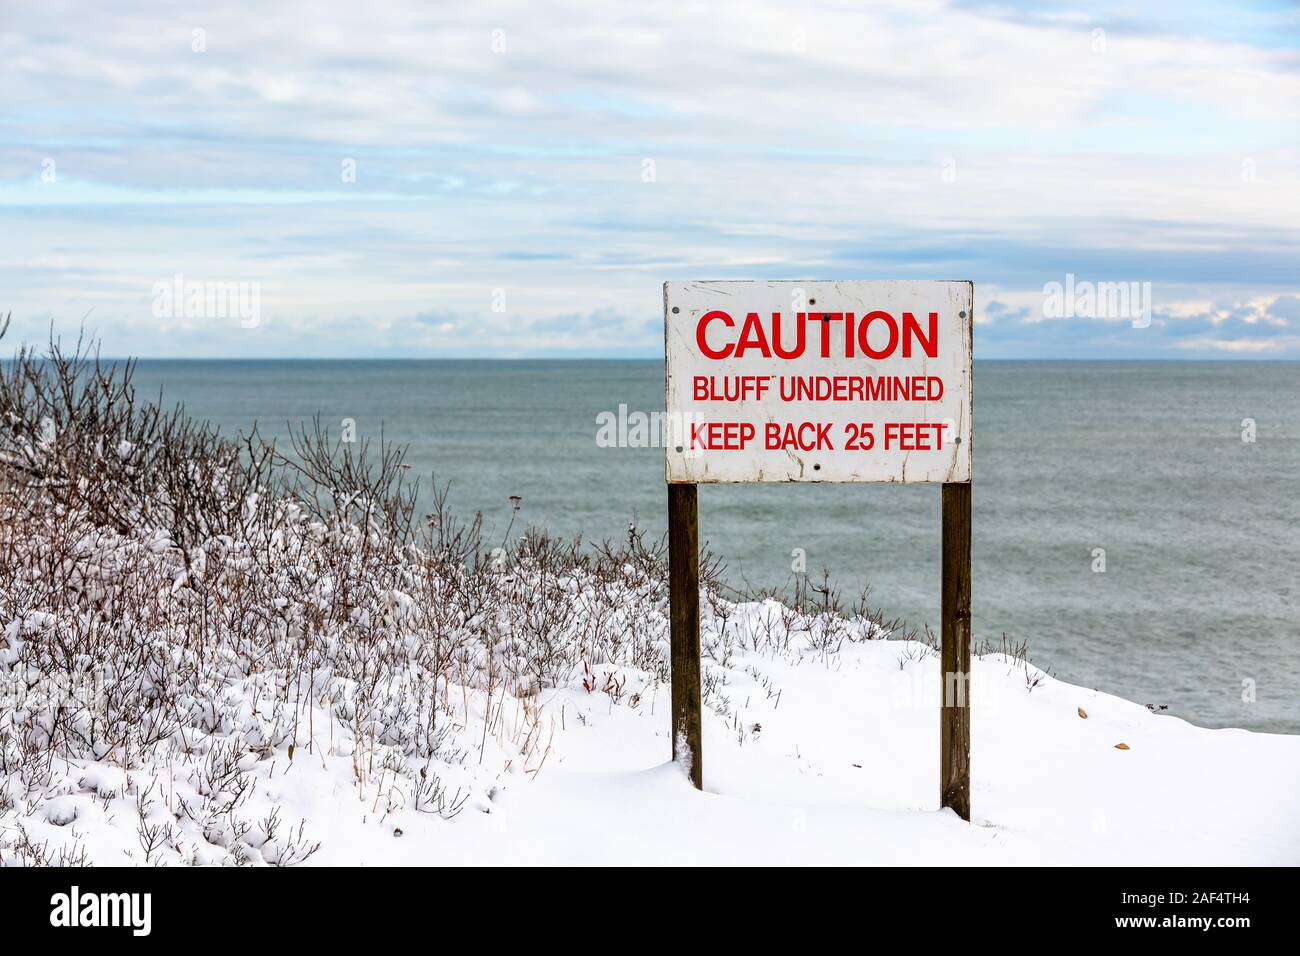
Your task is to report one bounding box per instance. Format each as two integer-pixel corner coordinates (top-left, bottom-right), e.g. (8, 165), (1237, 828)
(0, 320), (891, 865)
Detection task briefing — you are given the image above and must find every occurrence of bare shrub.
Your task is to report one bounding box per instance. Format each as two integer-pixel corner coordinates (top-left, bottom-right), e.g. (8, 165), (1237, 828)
(0, 320), (891, 865)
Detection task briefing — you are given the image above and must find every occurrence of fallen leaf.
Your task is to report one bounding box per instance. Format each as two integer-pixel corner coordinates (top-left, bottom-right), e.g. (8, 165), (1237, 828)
(1114, 742), (1130, 750)
(1077, 707), (1088, 719)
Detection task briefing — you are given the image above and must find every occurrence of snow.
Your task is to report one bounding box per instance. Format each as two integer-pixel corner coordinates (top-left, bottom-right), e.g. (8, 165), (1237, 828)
(298, 630), (1300, 866)
(6, 592), (1296, 866)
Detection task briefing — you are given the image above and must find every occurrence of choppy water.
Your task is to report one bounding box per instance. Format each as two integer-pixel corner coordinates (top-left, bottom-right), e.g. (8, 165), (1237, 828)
(123, 359), (1300, 734)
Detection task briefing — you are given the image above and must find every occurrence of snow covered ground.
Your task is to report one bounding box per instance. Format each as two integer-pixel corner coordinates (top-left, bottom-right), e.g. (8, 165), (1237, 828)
(9, 595), (1296, 866)
(307, 629), (1300, 867)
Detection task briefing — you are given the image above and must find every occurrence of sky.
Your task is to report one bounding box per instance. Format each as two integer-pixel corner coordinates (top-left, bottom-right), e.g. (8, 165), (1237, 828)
(2, 0), (1298, 359)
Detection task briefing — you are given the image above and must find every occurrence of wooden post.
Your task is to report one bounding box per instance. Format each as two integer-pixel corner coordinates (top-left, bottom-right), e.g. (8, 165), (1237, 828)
(940, 481), (971, 821)
(668, 482), (703, 789)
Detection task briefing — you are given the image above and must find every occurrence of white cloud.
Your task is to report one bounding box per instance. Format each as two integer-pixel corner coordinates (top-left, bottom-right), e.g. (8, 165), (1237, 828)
(0, 0), (1296, 356)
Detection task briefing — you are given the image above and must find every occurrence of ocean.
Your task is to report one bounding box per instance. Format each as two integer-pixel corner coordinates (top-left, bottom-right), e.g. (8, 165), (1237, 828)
(123, 359), (1300, 734)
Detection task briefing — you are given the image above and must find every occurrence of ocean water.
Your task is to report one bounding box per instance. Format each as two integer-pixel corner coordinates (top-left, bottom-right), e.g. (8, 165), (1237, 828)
(123, 359), (1300, 734)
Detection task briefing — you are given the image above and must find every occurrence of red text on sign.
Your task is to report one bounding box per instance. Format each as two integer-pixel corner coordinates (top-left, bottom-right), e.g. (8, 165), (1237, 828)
(884, 422), (948, 450)
(695, 310), (940, 361)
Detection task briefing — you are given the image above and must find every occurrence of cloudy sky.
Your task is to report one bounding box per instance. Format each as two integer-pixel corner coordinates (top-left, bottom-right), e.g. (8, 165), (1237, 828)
(2, 0), (1297, 358)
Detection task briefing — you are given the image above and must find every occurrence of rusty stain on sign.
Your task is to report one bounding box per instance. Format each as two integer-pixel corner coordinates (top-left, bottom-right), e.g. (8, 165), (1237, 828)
(664, 280), (972, 484)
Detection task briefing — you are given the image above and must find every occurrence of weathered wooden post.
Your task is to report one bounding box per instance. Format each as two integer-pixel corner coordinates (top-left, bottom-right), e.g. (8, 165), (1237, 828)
(940, 481), (972, 820)
(668, 481), (703, 789)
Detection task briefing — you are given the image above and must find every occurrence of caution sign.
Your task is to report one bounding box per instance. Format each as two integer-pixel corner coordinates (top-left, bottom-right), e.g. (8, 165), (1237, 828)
(665, 280), (972, 483)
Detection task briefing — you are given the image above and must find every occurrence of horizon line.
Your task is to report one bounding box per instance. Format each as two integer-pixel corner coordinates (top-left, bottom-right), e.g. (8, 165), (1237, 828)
(72, 354), (1300, 363)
